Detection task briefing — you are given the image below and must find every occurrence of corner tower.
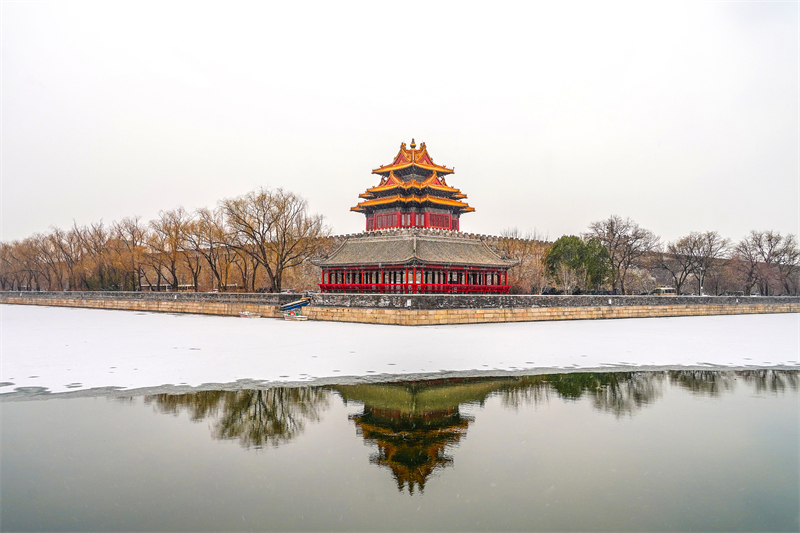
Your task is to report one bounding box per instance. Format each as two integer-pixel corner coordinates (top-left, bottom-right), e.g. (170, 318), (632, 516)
(351, 139), (474, 232)
(313, 140), (517, 294)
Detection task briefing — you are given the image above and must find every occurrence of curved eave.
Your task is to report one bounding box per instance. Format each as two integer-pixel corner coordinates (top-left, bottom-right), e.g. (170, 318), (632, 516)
(427, 183), (465, 196)
(361, 181), (464, 196)
(312, 233), (517, 269)
(350, 195), (475, 212)
(372, 162), (454, 176)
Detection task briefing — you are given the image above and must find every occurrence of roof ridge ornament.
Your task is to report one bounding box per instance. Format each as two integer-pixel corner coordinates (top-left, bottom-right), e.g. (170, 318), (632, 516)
(410, 138), (416, 149)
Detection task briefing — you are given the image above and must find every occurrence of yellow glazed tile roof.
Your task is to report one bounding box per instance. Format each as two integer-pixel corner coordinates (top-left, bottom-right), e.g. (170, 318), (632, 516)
(372, 140), (454, 176)
(351, 194), (475, 213)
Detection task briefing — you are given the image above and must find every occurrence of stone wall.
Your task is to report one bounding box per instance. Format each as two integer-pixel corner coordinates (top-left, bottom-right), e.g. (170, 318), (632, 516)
(305, 301), (799, 325)
(310, 293), (792, 310)
(0, 292), (289, 319)
(1, 291), (798, 326)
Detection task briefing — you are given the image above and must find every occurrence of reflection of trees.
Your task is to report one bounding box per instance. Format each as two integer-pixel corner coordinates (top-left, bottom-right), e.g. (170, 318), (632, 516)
(586, 373), (665, 417)
(494, 373), (665, 418)
(147, 390), (226, 420)
(493, 376), (551, 410)
(669, 370), (799, 397)
(214, 389), (329, 447)
(737, 370), (799, 394)
(145, 388), (330, 448)
(669, 371), (737, 397)
(495, 370), (799, 416)
(140, 369), (798, 466)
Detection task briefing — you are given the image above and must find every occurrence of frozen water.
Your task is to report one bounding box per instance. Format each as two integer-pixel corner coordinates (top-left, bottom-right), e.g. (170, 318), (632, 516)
(1, 304), (798, 394)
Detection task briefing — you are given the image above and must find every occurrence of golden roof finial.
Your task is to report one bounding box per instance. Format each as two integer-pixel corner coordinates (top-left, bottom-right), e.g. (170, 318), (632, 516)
(410, 138), (416, 149)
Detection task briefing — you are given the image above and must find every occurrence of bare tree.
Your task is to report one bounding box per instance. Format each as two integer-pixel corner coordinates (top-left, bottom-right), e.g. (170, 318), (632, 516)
(656, 236), (696, 294)
(183, 207), (234, 291)
(625, 266), (657, 295)
(0, 243), (14, 290)
(148, 208), (190, 291)
(659, 231), (730, 295)
(7, 238), (43, 290)
(775, 234), (800, 295)
(229, 246), (259, 291)
(691, 231), (730, 295)
(75, 222), (118, 290)
(585, 215), (660, 294)
(30, 233), (62, 290)
(112, 216), (148, 291)
(49, 225), (85, 290)
(556, 261), (581, 294)
(497, 228), (549, 294)
(734, 230), (797, 295)
(221, 188), (329, 292)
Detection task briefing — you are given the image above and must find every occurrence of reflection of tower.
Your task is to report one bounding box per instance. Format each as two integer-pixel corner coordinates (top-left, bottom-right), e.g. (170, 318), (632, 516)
(352, 406), (470, 494)
(335, 378), (509, 494)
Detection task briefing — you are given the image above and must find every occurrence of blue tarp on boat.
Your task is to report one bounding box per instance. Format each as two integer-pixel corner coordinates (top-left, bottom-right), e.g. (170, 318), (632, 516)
(280, 298), (311, 312)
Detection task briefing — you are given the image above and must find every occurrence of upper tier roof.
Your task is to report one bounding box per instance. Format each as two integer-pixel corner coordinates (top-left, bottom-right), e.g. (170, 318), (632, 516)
(372, 139), (454, 176)
(358, 171), (467, 199)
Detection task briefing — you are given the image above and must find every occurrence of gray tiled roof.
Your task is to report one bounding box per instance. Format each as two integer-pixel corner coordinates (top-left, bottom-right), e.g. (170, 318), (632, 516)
(313, 229), (517, 268)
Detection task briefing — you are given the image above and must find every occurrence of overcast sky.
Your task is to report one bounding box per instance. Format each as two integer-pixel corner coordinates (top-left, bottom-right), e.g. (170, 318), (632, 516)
(2, 0), (798, 244)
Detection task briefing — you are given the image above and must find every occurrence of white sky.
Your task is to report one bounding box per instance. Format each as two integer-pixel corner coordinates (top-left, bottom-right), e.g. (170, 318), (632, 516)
(2, 0), (798, 244)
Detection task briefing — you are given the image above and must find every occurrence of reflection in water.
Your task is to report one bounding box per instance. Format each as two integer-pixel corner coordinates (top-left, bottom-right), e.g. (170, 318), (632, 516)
(496, 372), (666, 418)
(669, 370), (738, 396)
(334, 378), (509, 494)
(144, 370), (797, 492)
(669, 369), (799, 397)
(738, 368), (799, 394)
(145, 388), (330, 448)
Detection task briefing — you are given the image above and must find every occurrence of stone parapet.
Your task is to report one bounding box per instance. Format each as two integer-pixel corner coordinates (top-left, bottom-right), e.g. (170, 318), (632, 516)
(0, 294), (285, 319)
(1, 291), (798, 326)
(0, 290), (296, 305)
(305, 302), (799, 325)
(310, 292), (797, 310)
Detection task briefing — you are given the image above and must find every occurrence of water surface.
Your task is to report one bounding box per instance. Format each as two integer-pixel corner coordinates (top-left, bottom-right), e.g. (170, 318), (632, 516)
(2, 371), (797, 531)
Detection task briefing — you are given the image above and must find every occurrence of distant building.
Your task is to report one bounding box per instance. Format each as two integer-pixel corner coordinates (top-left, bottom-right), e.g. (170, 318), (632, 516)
(314, 140), (516, 293)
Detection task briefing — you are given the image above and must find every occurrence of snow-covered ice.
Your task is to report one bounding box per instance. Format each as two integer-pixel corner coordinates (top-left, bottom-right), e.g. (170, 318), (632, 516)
(1, 304), (798, 395)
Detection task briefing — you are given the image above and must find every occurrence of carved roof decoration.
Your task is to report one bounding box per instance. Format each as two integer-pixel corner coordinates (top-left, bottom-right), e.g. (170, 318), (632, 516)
(372, 139), (454, 176)
(357, 173), (468, 201)
(354, 140), (472, 214)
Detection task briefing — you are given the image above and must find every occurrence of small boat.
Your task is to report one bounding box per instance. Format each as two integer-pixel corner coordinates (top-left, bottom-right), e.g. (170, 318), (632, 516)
(280, 297), (311, 321)
(283, 310), (308, 321)
(239, 311), (261, 318)
(279, 297), (312, 312)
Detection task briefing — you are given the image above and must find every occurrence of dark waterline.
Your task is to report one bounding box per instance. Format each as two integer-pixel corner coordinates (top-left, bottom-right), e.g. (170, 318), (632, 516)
(2, 370), (798, 532)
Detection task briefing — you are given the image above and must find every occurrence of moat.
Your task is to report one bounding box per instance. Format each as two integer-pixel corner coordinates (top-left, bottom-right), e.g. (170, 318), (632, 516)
(2, 370), (797, 531)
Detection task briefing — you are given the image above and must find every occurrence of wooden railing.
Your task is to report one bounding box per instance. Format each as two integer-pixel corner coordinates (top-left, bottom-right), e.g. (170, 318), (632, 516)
(318, 283), (511, 294)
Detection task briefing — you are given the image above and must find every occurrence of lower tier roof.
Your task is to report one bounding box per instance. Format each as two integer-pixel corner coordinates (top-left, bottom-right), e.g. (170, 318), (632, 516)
(312, 229), (518, 269)
(350, 195), (475, 213)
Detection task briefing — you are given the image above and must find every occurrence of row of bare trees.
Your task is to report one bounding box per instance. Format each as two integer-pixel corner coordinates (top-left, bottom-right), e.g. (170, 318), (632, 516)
(2, 202), (796, 295)
(497, 215), (799, 295)
(0, 188), (329, 293)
